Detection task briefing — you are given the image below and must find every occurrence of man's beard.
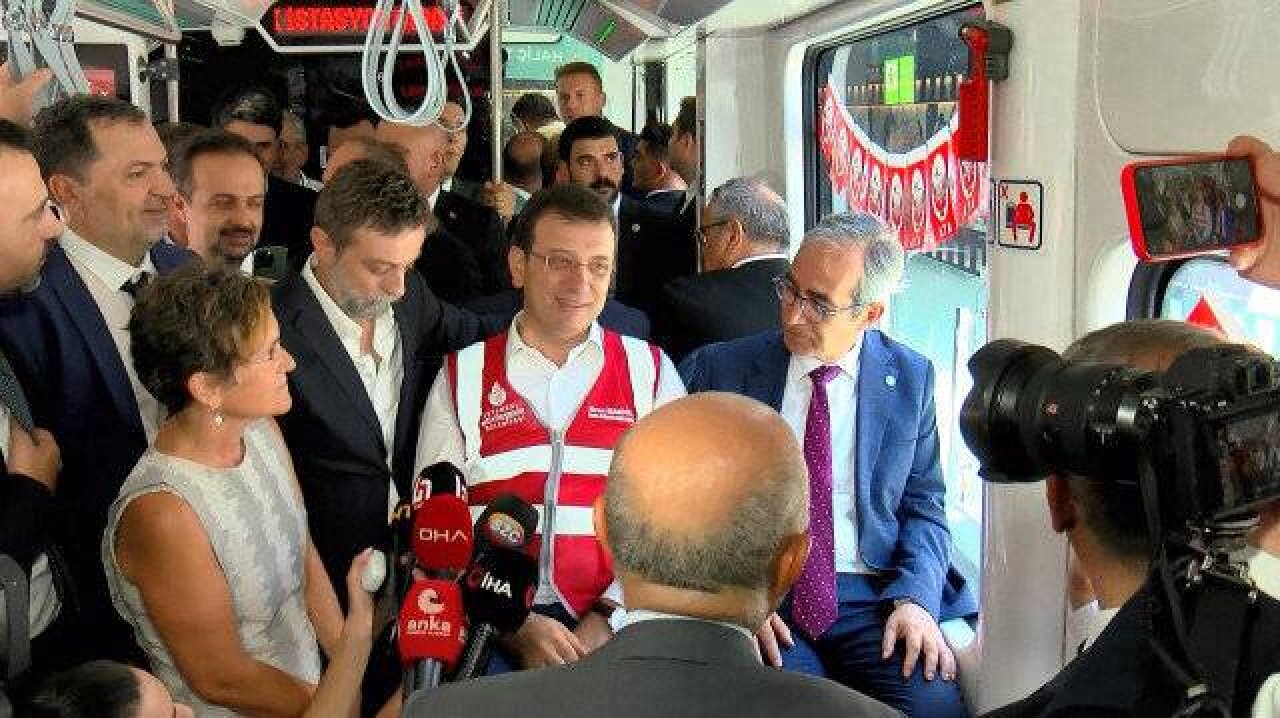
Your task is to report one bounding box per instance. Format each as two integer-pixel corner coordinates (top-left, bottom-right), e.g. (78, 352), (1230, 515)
(338, 295), (393, 320)
(590, 179), (619, 204)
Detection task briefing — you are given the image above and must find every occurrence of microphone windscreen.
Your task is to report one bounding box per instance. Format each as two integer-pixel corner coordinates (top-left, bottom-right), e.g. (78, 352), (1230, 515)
(397, 579), (466, 670)
(473, 493), (539, 552)
(412, 462), (468, 509)
(461, 546), (538, 632)
(412, 494), (474, 573)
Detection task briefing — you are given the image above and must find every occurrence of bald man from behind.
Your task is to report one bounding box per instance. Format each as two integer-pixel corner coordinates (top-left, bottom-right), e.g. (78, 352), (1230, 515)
(404, 393), (900, 718)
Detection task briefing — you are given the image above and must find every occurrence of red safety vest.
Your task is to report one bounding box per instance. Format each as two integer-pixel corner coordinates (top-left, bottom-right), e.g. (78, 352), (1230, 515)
(447, 328), (661, 616)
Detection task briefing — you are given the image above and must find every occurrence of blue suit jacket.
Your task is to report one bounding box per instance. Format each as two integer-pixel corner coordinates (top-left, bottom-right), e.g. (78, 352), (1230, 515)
(0, 241), (193, 663)
(680, 329), (976, 621)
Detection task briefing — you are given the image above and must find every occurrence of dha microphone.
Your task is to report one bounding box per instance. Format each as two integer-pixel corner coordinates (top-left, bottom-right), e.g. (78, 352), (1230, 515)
(453, 494), (540, 681)
(411, 491), (474, 577)
(398, 579), (467, 694)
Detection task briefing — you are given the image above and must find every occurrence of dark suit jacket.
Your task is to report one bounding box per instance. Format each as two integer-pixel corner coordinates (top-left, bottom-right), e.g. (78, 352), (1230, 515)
(616, 195), (697, 316)
(262, 174), (318, 265)
(983, 579), (1280, 717)
(652, 256), (788, 362)
(642, 189), (689, 218)
(464, 289), (651, 339)
(272, 268), (495, 604)
(679, 330), (977, 621)
(0, 464), (54, 572)
(404, 618), (901, 718)
(416, 224), (485, 306)
(434, 189), (511, 296)
(0, 241), (193, 663)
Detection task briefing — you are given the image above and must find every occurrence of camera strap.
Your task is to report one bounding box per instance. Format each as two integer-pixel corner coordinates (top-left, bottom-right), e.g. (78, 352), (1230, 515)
(1185, 569), (1254, 713)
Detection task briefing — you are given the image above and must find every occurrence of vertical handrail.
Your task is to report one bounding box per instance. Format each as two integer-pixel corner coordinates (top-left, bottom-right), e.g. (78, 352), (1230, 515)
(488, 0), (503, 182)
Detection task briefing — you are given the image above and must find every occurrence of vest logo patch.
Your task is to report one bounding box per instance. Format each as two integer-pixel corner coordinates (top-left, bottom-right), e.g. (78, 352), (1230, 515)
(586, 406), (636, 423)
(481, 382), (526, 432)
(488, 382), (508, 407)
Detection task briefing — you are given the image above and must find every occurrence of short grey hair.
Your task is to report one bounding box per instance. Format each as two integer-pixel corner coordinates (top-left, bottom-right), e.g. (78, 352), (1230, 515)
(282, 110), (306, 143)
(603, 449), (808, 597)
(801, 212), (905, 305)
(708, 176), (790, 251)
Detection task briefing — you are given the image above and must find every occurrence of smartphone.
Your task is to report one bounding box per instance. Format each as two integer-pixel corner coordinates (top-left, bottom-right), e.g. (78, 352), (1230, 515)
(251, 245), (289, 281)
(1122, 155), (1263, 261)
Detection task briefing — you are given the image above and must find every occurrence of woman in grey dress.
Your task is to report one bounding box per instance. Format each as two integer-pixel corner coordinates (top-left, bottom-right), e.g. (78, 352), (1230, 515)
(103, 266), (344, 716)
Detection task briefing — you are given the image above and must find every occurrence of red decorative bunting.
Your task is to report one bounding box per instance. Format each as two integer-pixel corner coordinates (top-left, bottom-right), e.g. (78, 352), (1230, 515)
(817, 82), (989, 251)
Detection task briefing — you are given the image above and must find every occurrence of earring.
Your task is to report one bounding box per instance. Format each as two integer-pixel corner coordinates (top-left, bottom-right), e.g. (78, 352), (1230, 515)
(212, 408), (225, 428)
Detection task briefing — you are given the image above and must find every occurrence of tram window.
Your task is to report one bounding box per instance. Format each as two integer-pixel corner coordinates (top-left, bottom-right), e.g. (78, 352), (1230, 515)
(1159, 258), (1280, 356)
(807, 4), (987, 585)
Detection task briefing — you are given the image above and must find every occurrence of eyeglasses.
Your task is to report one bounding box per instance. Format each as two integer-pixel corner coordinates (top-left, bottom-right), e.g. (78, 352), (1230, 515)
(696, 218), (730, 245)
(772, 276), (864, 323)
(527, 250), (613, 278)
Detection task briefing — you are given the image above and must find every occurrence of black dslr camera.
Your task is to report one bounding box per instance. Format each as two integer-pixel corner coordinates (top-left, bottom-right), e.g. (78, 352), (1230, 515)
(960, 340), (1280, 715)
(959, 339), (1280, 532)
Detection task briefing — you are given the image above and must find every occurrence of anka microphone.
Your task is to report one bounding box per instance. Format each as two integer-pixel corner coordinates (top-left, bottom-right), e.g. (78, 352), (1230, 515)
(452, 493), (540, 681)
(398, 578), (466, 695)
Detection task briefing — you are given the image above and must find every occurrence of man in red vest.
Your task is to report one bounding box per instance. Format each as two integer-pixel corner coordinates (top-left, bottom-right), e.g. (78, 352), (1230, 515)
(415, 184), (685, 671)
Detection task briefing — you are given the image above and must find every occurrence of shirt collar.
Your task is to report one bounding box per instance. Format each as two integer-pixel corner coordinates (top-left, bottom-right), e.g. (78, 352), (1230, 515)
(623, 608), (761, 661)
(59, 228), (156, 291)
(441, 176), (454, 193)
(508, 311), (604, 365)
(789, 333), (863, 384)
(732, 252), (788, 270)
(428, 185), (442, 211)
(300, 254), (393, 343)
(611, 194), (621, 219)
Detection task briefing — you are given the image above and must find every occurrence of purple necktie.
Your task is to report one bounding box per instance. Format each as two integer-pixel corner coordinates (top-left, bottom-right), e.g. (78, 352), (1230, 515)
(792, 364), (841, 640)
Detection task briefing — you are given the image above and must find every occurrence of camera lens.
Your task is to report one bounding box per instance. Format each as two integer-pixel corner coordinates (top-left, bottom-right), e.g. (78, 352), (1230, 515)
(961, 339), (1155, 483)
(959, 339), (1061, 482)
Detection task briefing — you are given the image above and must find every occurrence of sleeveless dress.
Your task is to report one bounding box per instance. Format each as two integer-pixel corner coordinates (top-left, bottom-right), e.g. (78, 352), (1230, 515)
(103, 419), (321, 716)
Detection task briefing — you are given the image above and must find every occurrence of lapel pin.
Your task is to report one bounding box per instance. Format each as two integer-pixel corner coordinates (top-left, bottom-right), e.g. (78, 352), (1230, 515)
(631, 223), (640, 233)
(885, 375), (896, 387)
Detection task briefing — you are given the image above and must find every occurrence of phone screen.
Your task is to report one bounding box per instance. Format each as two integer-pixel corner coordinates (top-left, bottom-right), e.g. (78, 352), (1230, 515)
(1133, 157), (1260, 258)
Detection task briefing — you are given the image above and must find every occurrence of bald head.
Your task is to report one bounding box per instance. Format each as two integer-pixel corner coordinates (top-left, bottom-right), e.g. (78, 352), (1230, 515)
(375, 121), (448, 195)
(603, 393), (809, 627)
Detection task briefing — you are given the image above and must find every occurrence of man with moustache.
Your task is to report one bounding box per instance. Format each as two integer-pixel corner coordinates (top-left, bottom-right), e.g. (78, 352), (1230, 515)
(0, 118), (68, 684)
(558, 116), (692, 315)
(0, 95), (193, 666)
(168, 129), (266, 271)
(415, 184), (685, 673)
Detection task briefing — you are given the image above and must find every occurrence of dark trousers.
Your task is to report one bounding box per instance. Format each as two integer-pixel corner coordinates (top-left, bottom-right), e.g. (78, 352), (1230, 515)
(780, 574), (968, 718)
(485, 603), (577, 675)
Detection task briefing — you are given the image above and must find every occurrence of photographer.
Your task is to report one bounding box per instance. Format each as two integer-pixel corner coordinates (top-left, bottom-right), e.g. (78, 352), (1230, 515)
(976, 320), (1280, 717)
(1227, 135), (1280, 288)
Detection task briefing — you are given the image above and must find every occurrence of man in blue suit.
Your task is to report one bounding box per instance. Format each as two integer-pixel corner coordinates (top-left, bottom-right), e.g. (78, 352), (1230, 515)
(0, 96), (192, 667)
(680, 212), (975, 717)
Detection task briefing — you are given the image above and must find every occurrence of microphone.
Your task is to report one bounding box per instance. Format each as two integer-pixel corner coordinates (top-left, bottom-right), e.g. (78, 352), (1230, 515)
(397, 579), (467, 694)
(411, 491), (474, 578)
(452, 494), (540, 681)
(412, 461), (468, 510)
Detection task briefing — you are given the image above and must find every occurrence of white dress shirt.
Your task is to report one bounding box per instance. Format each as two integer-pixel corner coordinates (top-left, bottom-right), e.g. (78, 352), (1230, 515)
(624, 608), (762, 662)
(778, 337), (875, 574)
(732, 252), (789, 269)
(301, 257), (404, 513)
(0, 405), (60, 636)
(416, 315), (685, 606)
(59, 230), (163, 440)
